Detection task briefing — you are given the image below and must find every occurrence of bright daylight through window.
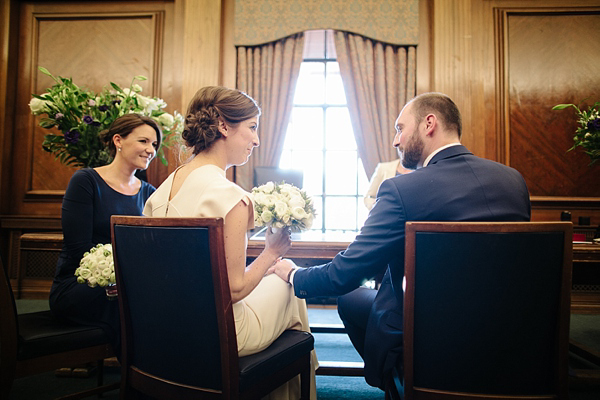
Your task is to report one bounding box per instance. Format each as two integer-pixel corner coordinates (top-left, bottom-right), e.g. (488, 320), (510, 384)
(279, 30), (369, 232)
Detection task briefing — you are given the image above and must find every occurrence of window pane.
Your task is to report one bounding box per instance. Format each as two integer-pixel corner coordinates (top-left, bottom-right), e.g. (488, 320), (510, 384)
(325, 107), (355, 150)
(357, 158), (369, 194)
(325, 197), (357, 230)
(310, 195), (323, 231)
(294, 63), (324, 105)
(325, 150), (358, 195)
(279, 149), (292, 169)
(287, 107), (323, 150)
(326, 62), (346, 105)
(281, 150), (323, 195)
(357, 199), (369, 229)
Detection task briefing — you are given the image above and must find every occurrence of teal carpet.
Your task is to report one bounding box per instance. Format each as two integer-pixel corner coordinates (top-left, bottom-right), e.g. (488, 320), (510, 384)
(8, 301), (600, 399)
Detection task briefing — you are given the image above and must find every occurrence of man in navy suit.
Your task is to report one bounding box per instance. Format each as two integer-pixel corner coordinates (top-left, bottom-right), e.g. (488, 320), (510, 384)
(270, 92), (531, 388)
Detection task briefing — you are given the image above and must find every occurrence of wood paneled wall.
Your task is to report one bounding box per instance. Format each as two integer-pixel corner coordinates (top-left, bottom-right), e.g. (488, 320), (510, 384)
(430, 0), (600, 224)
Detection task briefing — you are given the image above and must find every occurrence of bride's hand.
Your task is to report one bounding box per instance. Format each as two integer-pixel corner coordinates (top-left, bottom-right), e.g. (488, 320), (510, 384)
(264, 226), (291, 258)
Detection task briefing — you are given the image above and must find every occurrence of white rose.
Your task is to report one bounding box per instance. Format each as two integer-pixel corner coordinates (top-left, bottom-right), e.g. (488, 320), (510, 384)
(132, 84), (143, 93)
(288, 195), (305, 209)
(101, 267), (113, 278)
(264, 194), (277, 207)
(29, 96), (50, 115)
(158, 112), (175, 127)
(261, 210), (274, 223)
(87, 276), (98, 287)
(97, 277), (108, 287)
(282, 214), (290, 224)
(274, 221), (285, 229)
(252, 192), (267, 206)
(261, 182), (275, 193)
(292, 206), (308, 220)
(78, 268), (92, 279)
(274, 201), (289, 218)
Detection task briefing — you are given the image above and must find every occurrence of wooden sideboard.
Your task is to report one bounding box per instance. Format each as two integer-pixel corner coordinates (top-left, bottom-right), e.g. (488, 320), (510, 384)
(5, 228), (600, 313)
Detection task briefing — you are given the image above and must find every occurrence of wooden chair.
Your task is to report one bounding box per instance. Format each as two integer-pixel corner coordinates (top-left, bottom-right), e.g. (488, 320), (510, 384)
(110, 216), (314, 399)
(0, 253), (117, 399)
(386, 221), (573, 400)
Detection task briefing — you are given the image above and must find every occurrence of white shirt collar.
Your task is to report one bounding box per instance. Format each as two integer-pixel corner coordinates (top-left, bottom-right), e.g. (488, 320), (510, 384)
(423, 143), (461, 167)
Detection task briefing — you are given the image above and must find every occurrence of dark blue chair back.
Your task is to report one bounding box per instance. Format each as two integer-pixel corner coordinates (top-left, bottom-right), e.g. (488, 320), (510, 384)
(403, 222), (572, 400)
(111, 217), (236, 394)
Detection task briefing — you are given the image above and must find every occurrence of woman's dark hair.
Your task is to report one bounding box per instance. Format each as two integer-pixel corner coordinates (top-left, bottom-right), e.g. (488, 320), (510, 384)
(101, 114), (163, 157)
(183, 86), (261, 155)
(411, 92), (462, 138)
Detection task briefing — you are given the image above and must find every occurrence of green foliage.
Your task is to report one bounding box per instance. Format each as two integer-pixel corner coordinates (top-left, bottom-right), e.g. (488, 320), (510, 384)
(29, 67), (184, 168)
(553, 100), (600, 165)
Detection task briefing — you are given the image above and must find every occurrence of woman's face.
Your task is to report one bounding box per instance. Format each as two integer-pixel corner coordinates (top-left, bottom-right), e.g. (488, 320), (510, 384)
(226, 116), (260, 166)
(115, 124), (158, 170)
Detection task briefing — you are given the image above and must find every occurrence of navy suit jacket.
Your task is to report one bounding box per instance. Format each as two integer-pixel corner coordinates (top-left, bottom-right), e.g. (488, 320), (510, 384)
(292, 145), (531, 387)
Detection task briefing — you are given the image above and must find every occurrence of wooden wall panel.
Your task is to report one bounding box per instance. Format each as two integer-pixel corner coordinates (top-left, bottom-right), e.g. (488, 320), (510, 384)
(505, 12), (600, 197)
(10, 1), (182, 216)
(32, 16), (156, 191)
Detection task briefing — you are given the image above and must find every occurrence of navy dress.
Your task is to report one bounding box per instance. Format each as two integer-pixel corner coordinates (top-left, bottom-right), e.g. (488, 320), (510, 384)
(49, 168), (155, 357)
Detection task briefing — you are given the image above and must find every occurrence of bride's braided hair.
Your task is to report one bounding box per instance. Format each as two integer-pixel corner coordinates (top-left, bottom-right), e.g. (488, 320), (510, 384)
(182, 86), (261, 155)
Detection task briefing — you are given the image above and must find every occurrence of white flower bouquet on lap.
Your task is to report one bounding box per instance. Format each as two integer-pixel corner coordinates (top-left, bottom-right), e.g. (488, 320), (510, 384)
(251, 181), (316, 232)
(75, 244), (116, 295)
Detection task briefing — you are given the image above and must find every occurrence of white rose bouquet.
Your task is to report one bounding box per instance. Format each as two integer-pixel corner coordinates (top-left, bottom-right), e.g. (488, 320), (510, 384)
(75, 243), (116, 289)
(251, 181), (316, 232)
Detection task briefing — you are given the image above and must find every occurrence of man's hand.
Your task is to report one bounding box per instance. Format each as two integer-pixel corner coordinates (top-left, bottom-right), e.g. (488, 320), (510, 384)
(267, 258), (297, 283)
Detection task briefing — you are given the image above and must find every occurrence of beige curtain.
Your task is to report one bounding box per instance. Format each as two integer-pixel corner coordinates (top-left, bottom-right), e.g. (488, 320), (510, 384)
(235, 33), (305, 191)
(334, 30), (417, 178)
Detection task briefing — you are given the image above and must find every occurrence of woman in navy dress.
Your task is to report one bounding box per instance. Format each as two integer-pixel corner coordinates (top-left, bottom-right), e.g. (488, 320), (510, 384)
(49, 113), (162, 358)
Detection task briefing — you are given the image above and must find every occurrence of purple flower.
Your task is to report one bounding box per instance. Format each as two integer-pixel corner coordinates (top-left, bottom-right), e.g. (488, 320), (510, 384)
(64, 130), (80, 144)
(55, 113), (64, 119)
(98, 105), (109, 112)
(83, 115), (101, 127)
(587, 117), (600, 131)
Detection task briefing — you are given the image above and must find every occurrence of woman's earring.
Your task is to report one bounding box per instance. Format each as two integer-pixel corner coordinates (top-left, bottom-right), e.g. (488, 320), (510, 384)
(117, 147), (122, 152)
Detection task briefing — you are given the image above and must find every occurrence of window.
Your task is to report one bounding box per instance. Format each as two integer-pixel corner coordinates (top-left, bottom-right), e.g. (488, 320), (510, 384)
(279, 30), (369, 232)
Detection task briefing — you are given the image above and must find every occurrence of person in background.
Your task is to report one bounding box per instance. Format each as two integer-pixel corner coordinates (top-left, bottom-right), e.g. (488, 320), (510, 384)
(364, 157), (412, 210)
(49, 113), (161, 360)
(269, 92), (531, 389)
(143, 86), (317, 400)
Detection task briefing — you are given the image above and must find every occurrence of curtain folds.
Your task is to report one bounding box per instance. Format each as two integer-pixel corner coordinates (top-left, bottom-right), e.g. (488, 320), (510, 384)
(235, 33), (305, 191)
(334, 31), (417, 178)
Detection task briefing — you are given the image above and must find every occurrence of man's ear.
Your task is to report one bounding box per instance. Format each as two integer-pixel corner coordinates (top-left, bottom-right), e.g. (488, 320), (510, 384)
(424, 114), (437, 136)
(218, 119), (228, 137)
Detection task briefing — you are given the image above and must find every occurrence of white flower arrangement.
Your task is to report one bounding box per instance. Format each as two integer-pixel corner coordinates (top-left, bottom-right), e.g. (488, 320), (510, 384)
(251, 181), (316, 232)
(75, 243), (116, 288)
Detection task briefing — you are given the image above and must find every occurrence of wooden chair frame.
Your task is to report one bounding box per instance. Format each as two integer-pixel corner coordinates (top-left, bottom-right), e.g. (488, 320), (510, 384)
(0, 254), (117, 399)
(399, 221), (573, 400)
(111, 216), (313, 400)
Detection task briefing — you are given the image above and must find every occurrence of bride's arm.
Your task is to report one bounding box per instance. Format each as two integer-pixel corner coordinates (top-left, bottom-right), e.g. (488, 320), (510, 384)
(224, 200), (291, 303)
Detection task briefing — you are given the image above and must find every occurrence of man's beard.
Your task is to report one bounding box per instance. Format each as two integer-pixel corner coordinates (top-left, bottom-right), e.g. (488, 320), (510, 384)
(399, 131), (424, 169)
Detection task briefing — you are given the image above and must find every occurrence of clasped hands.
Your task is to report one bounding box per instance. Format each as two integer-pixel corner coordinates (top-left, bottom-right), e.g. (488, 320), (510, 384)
(264, 226), (296, 284)
(267, 258), (296, 284)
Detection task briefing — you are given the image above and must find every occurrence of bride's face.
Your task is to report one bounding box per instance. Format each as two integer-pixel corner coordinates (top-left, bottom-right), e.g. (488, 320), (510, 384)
(226, 116), (260, 165)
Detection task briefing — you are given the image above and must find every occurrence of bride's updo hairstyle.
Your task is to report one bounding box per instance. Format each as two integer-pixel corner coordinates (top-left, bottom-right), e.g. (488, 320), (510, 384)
(183, 86), (261, 155)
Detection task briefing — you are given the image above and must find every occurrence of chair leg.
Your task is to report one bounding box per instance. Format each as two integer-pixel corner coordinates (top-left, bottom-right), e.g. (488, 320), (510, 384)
(300, 364), (310, 400)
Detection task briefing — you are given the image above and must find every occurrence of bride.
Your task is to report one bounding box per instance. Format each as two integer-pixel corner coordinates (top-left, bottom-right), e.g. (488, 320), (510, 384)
(143, 86), (317, 400)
